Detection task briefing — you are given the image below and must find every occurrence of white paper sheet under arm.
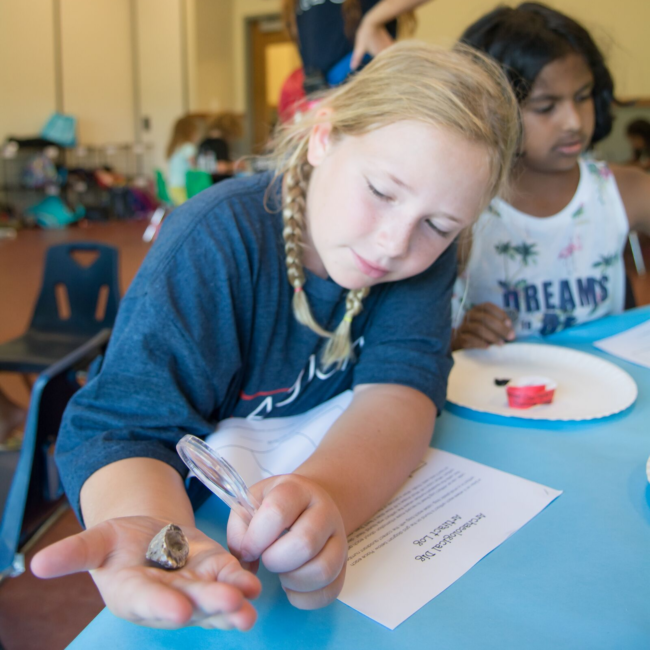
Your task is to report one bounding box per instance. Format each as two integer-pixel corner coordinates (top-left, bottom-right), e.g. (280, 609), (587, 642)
(593, 319), (650, 368)
(205, 391), (561, 630)
(338, 448), (561, 629)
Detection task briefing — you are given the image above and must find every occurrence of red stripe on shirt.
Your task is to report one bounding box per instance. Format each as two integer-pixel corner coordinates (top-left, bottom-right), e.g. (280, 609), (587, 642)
(239, 387), (291, 401)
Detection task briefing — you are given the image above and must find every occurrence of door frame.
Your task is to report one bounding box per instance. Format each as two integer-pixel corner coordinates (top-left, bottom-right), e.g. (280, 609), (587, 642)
(245, 14), (294, 154)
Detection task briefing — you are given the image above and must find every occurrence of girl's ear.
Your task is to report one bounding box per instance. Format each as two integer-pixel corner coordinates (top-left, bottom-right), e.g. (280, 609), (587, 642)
(307, 109), (334, 167)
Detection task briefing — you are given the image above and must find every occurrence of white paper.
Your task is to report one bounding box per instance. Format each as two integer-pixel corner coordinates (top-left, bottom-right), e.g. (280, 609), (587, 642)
(338, 448), (561, 629)
(593, 319), (650, 368)
(205, 393), (561, 630)
(205, 391), (353, 486)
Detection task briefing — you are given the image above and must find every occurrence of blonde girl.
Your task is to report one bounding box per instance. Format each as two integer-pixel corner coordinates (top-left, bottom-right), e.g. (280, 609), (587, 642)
(32, 42), (519, 630)
(166, 115), (202, 205)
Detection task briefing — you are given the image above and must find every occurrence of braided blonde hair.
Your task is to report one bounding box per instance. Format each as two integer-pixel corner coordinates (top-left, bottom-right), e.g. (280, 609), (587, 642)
(267, 41), (520, 369)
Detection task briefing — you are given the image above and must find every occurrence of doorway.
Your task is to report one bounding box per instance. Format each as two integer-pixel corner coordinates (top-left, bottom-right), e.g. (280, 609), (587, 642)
(247, 16), (301, 153)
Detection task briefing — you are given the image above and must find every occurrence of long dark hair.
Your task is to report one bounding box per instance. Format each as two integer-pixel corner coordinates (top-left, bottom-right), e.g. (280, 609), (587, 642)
(461, 2), (614, 144)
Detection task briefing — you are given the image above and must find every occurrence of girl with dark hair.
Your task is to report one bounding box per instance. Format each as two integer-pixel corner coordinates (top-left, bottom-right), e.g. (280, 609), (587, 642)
(452, 2), (650, 348)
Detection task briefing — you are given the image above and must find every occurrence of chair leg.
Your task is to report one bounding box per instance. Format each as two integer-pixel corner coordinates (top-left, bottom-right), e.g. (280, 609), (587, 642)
(628, 231), (646, 276)
(143, 206), (167, 243)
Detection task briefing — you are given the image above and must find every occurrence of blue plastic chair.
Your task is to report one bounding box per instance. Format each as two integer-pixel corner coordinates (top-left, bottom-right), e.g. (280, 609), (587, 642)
(0, 330), (111, 578)
(0, 242), (120, 373)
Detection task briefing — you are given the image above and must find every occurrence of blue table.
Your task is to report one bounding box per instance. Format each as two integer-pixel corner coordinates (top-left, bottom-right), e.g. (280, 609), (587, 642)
(69, 309), (650, 649)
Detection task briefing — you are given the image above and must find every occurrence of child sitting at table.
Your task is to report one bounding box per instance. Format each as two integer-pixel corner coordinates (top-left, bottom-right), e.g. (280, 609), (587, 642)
(30, 41), (519, 630)
(451, 2), (650, 350)
(166, 115), (203, 206)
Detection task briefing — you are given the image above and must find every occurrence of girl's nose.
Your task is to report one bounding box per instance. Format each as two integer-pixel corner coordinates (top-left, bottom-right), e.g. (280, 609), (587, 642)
(562, 100), (583, 132)
(376, 220), (412, 259)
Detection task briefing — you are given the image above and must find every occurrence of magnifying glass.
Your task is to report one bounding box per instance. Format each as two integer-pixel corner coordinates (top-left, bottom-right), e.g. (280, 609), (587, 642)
(176, 434), (260, 524)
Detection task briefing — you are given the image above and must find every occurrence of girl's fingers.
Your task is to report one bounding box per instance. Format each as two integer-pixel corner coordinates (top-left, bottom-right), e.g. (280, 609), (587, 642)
(168, 577), (245, 615)
(226, 511), (248, 559)
(458, 333), (490, 349)
(31, 523), (115, 578)
(208, 556), (262, 600)
(472, 304), (515, 338)
(104, 571), (195, 626)
(260, 504), (337, 574)
(276, 533), (347, 592)
(475, 302), (511, 321)
(350, 43), (364, 70)
(105, 565), (258, 629)
(239, 481), (312, 562)
(283, 566), (347, 611)
(463, 321), (504, 345)
(189, 600), (258, 631)
(463, 307), (514, 345)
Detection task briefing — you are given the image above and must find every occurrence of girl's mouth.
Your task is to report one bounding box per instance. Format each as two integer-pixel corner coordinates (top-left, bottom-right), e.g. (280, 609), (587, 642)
(555, 140), (584, 155)
(351, 251), (389, 279)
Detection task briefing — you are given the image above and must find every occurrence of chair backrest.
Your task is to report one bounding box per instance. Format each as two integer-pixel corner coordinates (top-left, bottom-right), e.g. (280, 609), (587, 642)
(186, 169), (213, 199)
(155, 169), (172, 205)
(30, 242), (121, 337)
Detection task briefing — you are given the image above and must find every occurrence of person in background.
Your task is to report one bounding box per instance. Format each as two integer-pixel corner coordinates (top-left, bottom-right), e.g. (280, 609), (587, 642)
(283, 0), (433, 92)
(625, 119), (650, 171)
(197, 114), (243, 180)
(166, 115), (203, 205)
(451, 2), (650, 349)
(30, 41), (518, 630)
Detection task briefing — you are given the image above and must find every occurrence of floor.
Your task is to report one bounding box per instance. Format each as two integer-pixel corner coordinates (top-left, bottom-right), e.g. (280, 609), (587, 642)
(0, 221), (649, 650)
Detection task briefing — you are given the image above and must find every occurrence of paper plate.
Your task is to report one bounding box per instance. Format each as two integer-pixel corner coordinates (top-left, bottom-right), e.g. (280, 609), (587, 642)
(447, 343), (637, 421)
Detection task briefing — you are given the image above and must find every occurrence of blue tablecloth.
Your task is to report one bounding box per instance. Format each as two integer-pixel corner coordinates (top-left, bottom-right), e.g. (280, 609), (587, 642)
(69, 308), (650, 649)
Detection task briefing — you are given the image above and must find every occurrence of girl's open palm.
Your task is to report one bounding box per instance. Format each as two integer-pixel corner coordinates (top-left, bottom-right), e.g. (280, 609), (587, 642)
(31, 516), (261, 630)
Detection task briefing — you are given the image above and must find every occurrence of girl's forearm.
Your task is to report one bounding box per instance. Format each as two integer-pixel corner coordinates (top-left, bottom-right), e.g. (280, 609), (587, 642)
(80, 457), (195, 529)
(363, 0), (432, 26)
(294, 384), (436, 534)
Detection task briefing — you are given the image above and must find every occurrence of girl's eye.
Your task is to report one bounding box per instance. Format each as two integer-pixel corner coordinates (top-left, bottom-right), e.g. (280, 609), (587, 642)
(426, 220), (451, 238)
(367, 180), (391, 202)
(533, 103), (554, 115)
(576, 93), (592, 103)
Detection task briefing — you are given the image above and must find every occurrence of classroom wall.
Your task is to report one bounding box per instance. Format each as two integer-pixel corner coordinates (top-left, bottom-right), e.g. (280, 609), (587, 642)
(0, 0), (57, 138)
(2, 0), (648, 173)
(135, 0), (186, 172)
(59, 0), (134, 144)
(414, 0), (650, 99)
(191, 0), (235, 113)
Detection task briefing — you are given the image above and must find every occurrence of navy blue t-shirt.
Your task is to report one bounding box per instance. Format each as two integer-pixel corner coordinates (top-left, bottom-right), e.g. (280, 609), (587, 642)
(296, 0), (398, 74)
(56, 172), (455, 521)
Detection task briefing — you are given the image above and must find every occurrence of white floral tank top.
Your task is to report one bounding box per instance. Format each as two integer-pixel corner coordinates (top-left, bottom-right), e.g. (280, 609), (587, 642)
(453, 157), (629, 337)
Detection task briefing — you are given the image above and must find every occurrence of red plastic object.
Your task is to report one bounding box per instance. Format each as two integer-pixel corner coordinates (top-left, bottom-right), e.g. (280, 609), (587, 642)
(506, 377), (556, 409)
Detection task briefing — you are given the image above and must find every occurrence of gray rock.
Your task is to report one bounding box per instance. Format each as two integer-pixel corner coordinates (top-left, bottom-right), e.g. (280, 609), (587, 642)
(145, 524), (190, 570)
